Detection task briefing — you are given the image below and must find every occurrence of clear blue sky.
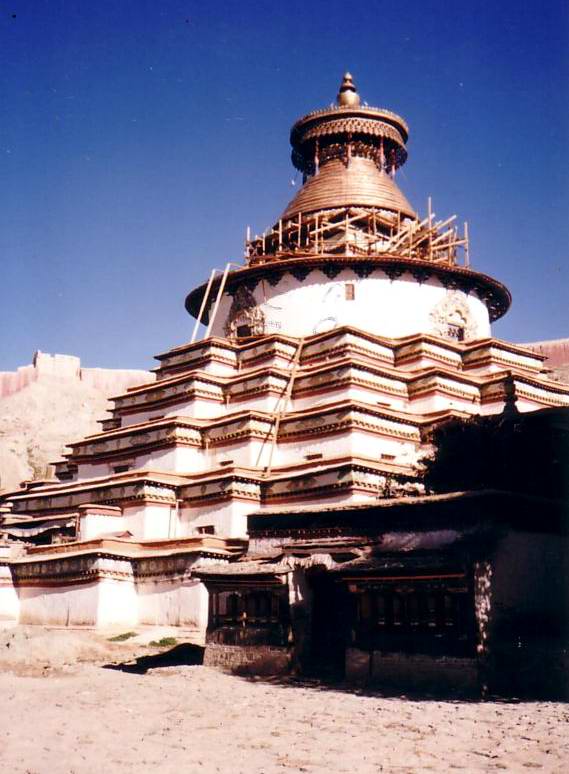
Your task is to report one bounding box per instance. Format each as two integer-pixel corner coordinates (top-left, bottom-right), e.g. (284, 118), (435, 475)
(1, 0), (568, 370)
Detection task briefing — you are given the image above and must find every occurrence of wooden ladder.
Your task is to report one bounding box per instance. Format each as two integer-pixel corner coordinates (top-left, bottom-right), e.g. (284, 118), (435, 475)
(264, 337), (305, 476)
(190, 261), (238, 343)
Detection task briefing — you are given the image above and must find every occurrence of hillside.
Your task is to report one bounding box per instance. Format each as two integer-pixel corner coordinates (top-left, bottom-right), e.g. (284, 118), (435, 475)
(0, 352), (151, 494)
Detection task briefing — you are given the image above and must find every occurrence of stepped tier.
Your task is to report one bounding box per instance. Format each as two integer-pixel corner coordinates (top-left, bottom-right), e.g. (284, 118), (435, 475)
(55, 402), (444, 480)
(152, 328), (546, 382)
(2, 328), (567, 540)
(101, 329), (564, 431)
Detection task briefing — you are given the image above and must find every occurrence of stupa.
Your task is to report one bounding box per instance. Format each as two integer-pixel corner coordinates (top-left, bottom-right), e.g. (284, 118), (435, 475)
(1, 75), (568, 690)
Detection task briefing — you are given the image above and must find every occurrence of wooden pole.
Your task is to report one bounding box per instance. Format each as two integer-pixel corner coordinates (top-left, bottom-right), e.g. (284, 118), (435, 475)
(278, 219), (283, 252)
(205, 262), (232, 338)
(428, 197), (433, 261)
(244, 225), (251, 259)
(298, 213), (302, 247)
(464, 222), (470, 267)
(191, 268), (217, 343)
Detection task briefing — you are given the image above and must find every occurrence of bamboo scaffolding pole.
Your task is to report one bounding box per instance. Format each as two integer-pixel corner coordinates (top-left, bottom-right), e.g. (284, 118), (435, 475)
(205, 262), (232, 338)
(430, 228), (459, 248)
(428, 197), (433, 261)
(383, 214), (431, 253)
(190, 268), (217, 344)
(431, 214), (457, 234)
(315, 214), (319, 254)
(265, 337), (305, 476)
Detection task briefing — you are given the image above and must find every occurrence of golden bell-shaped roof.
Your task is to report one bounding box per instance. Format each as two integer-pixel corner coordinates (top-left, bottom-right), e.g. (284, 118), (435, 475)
(281, 73), (415, 220)
(281, 156), (415, 220)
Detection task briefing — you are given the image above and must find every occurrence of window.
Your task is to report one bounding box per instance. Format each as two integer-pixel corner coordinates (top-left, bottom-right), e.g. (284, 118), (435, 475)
(236, 324), (252, 338)
(211, 589), (285, 626)
(447, 323), (465, 341)
(352, 577), (473, 656)
(113, 464), (130, 474)
(345, 283), (355, 301)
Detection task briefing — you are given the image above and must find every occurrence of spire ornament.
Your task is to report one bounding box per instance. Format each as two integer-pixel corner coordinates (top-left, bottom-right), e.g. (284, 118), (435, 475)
(337, 72), (361, 107)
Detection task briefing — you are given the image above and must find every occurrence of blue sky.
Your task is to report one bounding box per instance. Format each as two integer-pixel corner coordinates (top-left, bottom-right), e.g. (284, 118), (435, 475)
(1, 0), (568, 370)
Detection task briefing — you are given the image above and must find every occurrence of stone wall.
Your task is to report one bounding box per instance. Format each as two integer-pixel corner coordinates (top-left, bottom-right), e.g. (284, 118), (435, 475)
(523, 338), (569, 384)
(203, 643), (291, 675)
(345, 647), (479, 693)
(0, 352), (154, 492)
(0, 351), (151, 399)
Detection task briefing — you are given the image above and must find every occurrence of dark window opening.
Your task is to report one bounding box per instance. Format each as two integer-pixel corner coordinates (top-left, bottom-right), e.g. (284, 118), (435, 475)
(351, 578), (474, 657)
(208, 588), (289, 646)
(447, 323), (465, 341)
(211, 589), (285, 626)
(113, 464), (130, 474)
(236, 324), (252, 338)
(345, 283), (355, 301)
(196, 525), (215, 535)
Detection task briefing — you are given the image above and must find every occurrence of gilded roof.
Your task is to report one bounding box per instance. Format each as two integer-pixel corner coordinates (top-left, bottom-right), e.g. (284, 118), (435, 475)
(281, 156), (415, 220)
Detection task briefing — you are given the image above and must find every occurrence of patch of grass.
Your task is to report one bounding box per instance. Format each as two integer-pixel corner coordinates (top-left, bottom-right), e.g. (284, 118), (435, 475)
(108, 631), (137, 642)
(148, 637), (178, 648)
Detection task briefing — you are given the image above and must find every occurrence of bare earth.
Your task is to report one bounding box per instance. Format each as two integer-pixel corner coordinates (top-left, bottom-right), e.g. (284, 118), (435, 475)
(0, 628), (567, 773)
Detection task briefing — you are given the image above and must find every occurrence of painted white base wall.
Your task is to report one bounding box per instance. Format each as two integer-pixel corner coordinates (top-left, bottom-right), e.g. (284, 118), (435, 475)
(210, 270), (491, 341)
(6, 570), (209, 633)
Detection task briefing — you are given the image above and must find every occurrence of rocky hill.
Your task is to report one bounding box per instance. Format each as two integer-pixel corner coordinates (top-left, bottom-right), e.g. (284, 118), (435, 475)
(522, 338), (569, 385)
(0, 352), (152, 493)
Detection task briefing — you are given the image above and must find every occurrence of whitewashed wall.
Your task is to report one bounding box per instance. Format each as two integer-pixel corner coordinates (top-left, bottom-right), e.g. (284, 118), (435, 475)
(18, 581), (101, 626)
(209, 269), (491, 341)
(137, 576), (208, 633)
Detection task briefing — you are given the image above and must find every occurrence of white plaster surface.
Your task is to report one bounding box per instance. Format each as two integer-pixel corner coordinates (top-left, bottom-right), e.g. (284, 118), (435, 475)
(180, 501), (250, 538)
(97, 576), (138, 628)
(79, 513), (122, 540)
(18, 581), (100, 627)
(210, 269), (491, 341)
(137, 577), (208, 631)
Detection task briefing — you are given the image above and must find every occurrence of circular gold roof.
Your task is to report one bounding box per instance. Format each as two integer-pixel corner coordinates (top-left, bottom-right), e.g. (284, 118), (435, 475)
(281, 156), (415, 221)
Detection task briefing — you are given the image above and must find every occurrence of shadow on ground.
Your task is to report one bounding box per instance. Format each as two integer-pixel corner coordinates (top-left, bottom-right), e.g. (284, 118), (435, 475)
(230, 667), (569, 704)
(101, 645), (567, 703)
(103, 643), (204, 674)
(231, 670), (486, 702)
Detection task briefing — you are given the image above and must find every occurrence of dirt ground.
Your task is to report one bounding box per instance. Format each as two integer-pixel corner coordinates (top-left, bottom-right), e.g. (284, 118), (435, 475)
(0, 627), (568, 773)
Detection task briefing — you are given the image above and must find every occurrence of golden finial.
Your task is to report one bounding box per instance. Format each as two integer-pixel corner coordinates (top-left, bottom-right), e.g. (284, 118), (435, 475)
(337, 72), (361, 107)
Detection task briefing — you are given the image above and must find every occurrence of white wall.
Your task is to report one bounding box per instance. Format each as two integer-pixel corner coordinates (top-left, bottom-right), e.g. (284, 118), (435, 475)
(137, 576), (208, 634)
(97, 576), (138, 628)
(180, 500), (250, 537)
(18, 581), (100, 626)
(210, 269), (491, 341)
(0, 565), (19, 622)
(123, 503), (174, 539)
(80, 512), (124, 540)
